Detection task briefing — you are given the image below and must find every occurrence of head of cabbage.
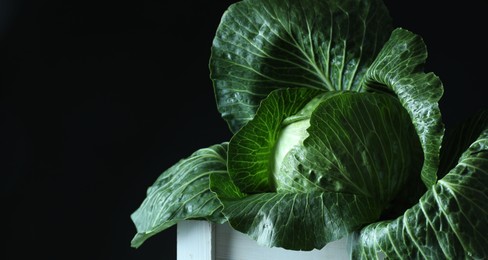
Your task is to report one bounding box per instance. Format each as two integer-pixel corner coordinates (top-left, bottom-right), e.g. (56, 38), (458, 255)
(131, 0), (488, 258)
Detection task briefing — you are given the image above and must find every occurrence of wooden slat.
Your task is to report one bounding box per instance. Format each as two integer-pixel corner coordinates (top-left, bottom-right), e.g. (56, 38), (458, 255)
(177, 221), (215, 260)
(177, 221), (349, 260)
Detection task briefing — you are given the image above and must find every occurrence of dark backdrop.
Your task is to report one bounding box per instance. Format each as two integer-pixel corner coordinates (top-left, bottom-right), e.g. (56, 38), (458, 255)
(0, 0), (485, 259)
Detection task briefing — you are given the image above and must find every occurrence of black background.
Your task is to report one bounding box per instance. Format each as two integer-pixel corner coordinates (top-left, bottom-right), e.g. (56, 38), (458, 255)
(0, 0), (485, 259)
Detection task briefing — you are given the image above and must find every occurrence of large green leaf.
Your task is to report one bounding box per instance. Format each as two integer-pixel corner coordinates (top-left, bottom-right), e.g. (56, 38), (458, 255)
(278, 92), (422, 204)
(210, 0), (392, 132)
(130, 143), (228, 248)
(361, 28), (445, 187)
(219, 90), (422, 250)
(352, 116), (488, 259)
(220, 191), (381, 250)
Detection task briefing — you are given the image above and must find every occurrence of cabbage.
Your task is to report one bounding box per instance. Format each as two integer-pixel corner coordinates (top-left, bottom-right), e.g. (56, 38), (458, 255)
(131, 0), (488, 257)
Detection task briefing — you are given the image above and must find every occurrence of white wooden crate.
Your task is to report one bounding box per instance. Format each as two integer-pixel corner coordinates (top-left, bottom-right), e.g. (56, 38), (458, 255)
(177, 220), (348, 260)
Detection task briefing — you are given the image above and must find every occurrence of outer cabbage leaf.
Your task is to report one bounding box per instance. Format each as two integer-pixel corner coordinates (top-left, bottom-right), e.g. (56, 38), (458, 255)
(277, 92), (422, 204)
(219, 191), (381, 251)
(210, 0), (392, 132)
(352, 113), (488, 259)
(130, 143), (228, 248)
(361, 28), (444, 187)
